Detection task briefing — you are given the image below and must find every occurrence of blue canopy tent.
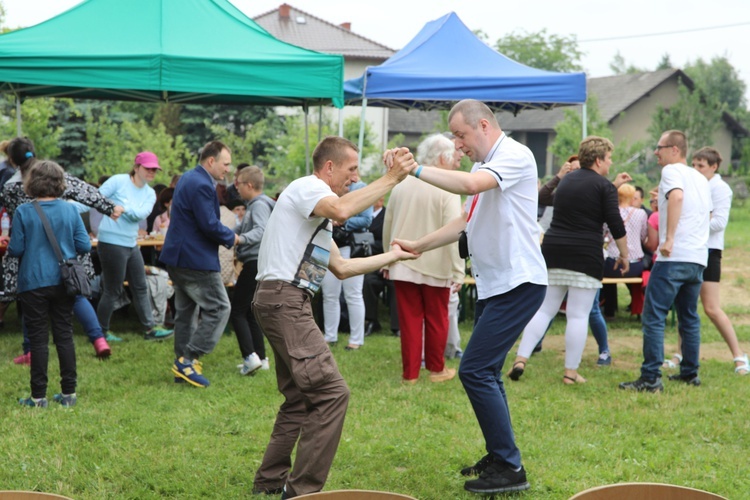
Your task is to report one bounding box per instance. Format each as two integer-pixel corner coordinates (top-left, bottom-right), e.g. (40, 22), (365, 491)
(344, 12), (587, 152)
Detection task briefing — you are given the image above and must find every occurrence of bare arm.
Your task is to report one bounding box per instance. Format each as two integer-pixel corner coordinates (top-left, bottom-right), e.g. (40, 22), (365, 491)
(392, 214), (467, 254)
(612, 236), (630, 275)
(410, 167), (498, 196)
(661, 189), (683, 257)
(328, 241), (419, 280)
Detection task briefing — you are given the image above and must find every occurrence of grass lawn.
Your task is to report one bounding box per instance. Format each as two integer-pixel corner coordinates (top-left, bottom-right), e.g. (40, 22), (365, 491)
(1, 204), (750, 499)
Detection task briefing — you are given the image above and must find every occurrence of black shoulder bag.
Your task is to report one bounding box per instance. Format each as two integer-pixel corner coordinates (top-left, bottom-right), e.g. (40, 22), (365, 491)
(32, 201), (91, 297)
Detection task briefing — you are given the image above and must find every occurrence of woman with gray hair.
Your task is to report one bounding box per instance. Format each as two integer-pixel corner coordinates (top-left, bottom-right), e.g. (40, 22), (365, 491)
(383, 133), (465, 384)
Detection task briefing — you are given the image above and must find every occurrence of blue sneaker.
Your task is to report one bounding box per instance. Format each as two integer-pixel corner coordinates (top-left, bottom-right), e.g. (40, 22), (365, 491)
(145, 326), (174, 341)
(105, 332), (124, 342)
(52, 393), (77, 408)
(19, 397), (48, 408)
(172, 357), (210, 387)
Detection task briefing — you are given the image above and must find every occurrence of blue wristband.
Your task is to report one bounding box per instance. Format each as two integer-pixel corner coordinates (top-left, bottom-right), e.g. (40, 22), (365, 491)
(414, 165), (424, 178)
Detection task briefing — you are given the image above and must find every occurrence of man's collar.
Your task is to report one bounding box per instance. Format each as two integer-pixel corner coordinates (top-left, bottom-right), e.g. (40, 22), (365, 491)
(481, 133), (506, 164)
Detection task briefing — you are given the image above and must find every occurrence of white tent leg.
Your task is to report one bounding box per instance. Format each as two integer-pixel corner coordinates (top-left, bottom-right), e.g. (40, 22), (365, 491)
(304, 105), (310, 176)
(581, 103), (587, 139)
(16, 95), (22, 137)
(338, 108), (344, 137)
(357, 98), (368, 166)
(318, 105), (323, 142)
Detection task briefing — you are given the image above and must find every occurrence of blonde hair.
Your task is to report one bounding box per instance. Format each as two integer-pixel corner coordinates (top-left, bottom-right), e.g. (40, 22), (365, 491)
(617, 183), (635, 206)
(578, 136), (614, 169)
(237, 165), (264, 191)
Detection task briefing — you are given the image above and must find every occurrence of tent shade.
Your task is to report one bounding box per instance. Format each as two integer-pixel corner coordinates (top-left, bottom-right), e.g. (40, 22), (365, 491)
(344, 12), (586, 113)
(0, 0), (344, 107)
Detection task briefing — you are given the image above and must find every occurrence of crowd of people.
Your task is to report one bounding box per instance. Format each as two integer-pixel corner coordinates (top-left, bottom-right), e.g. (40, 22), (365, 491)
(1, 97), (747, 498)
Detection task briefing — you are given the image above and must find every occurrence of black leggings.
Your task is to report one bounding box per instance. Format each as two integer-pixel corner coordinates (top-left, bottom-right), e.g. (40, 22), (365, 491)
(230, 260), (266, 359)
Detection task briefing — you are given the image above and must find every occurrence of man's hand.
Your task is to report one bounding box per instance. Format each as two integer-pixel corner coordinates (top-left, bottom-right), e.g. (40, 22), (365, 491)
(234, 234), (241, 247)
(450, 281), (462, 294)
(390, 242), (420, 261)
(391, 237), (419, 255)
(614, 256), (630, 275)
(660, 237), (673, 258)
(613, 172), (632, 188)
(0, 235), (9, 247)
(111, 205), (125, 220)
(387, 148), (416, 181)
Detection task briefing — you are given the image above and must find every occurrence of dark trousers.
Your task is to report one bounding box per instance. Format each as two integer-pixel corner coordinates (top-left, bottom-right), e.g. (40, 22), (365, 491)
(230, 260), (266, 359)
(20, 285), (77, 399)
(253, 281), (350, 497)
(363, 271), (399, 331)
(459, 283), (546, 469)
(602, 258), (644, 317)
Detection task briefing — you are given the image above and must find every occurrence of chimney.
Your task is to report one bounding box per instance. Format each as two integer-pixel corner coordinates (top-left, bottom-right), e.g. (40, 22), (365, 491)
(339, 22), (351, 31)
(279, 4), (290, 19)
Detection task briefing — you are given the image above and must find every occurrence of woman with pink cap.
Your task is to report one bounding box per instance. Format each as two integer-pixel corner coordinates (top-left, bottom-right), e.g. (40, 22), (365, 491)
(96, 152), (173, 341)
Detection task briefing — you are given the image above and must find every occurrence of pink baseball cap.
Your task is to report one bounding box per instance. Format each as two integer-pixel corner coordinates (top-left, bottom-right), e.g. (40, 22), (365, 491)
(135, 151), (161, 170)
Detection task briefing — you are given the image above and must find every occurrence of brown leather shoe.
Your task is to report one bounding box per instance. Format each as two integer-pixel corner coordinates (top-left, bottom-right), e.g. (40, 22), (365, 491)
(429, 368), (456, 383)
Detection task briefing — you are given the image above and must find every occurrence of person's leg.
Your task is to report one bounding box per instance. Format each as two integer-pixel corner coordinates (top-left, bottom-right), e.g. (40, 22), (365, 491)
(244, 261), (267, 361)
(394, 280), (424, 381)
(515, 285), (566, 360)
(639, 262), (681, 380)
(230, 264), (257, 359)
(701, 281), (744, 361)
(673, 263), (704, 378)
(123, 245), (157, 331)
(253, 281), (350, 497)
(563, 287), (598, 380)
(362, 271), (383, 331)
(445, 290), (461, 358)
(386, 279), (400, 333)
(96, 242), (130, 332)
(166, 266), (199, 360)
(459, 283), (546, 469)
(423, 285), (450, 373)
(19, 289), (52, 399)
(342, 271), (365, 347)
(48, 286), (77, 396)
(320, 264), (343, 344)
(588, 289), (609, 355)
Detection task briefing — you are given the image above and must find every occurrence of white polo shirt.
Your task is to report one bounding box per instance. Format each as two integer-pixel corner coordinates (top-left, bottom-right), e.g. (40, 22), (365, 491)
(707, 173), (732, 251)
(465, 133), (547, 300)
(657, 162), (712, 266)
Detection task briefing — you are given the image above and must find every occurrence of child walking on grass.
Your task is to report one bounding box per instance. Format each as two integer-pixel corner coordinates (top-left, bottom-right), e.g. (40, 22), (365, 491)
(8, 160), (91, 408)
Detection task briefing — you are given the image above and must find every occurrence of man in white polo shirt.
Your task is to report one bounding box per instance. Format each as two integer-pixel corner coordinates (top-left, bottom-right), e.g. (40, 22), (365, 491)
(391, 99), (547, 495)
(620, 130), (712, 393)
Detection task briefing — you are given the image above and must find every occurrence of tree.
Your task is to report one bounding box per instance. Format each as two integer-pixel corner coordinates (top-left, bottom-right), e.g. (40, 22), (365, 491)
(494, 29), (583, 72)
(656, 53), (673, 71)
(685, 56), (747, 111)
(0, 96), (62, 161)
(648, 80), (723, 159)
(609, 51), (646, 75)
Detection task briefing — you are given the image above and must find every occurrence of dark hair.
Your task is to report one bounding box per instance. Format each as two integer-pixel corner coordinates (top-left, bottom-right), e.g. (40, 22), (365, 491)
(236, 162), (251, 172)
(312, 136), (358, 172)
(98, 175), (111, 186)
(634, 186), (645, 198)
(216, 184), (229, 206)
(23, 160), (67, 198)
(170, 174), (181, 188)
(199, 140), (230, 163)
(692, 146), (722, 168)
(158, 187), (175, 206)
(7, 137), (37, 174)
(226, 199), (245, 211)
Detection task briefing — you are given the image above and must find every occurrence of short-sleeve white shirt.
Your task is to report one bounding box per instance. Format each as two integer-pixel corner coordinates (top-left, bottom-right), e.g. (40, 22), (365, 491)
(707, 174), (732, 250)
(657, 162), (712, 265)
(256, 175), (335, 293)
(465, 133), (547, 299)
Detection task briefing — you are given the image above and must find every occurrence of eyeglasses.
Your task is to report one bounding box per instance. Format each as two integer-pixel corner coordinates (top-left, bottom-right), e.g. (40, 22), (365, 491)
(654, 145), (673, 150)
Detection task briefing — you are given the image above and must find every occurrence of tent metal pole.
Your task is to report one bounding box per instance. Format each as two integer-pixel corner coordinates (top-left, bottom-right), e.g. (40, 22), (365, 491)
(581, 103), (587, 139)
(338, 108), (344, 137)
(318, 106), (323, 142)
(304, 105), (310, 176)
(16, 95), (22, 136)
(358, 98), (367, 166)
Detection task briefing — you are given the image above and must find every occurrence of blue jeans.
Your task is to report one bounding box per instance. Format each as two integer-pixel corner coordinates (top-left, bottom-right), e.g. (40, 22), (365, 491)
(459, 283), (546, 469)
(589, 289), (609, 354)
(641, 261), (704, 379)
(167, 266), (231, 360)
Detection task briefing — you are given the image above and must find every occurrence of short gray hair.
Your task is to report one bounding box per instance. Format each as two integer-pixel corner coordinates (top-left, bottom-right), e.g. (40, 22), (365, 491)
(416, 134), (455, 166)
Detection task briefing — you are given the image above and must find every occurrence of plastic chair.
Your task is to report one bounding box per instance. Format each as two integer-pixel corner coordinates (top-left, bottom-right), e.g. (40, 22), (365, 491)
(294, 490), (417, 499)
(568, 482), (727, 500)
(0, 493), (74, 500)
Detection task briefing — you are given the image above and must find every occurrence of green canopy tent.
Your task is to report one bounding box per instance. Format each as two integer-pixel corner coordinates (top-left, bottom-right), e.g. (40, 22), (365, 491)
(0, 0), (344, 172)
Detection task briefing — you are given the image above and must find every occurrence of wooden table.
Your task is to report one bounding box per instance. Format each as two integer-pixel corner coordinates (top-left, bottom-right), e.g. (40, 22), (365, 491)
(90, 238), (165, 248)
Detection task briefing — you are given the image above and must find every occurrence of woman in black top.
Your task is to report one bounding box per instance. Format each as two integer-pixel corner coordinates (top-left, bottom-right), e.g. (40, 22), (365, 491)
(509, 136), (630, 385)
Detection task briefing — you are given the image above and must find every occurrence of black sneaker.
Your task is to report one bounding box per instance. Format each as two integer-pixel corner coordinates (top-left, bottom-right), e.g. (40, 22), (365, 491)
(251, 486), (283, 495)
(668, 373), (701, 386)
(464, 459), (530, 494)
(619, 377), (663, 393)
(461, 453), (493, 477)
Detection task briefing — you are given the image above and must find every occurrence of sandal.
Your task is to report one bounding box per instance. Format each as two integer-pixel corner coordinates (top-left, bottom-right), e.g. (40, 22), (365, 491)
(734, 354), (749, 375)
(507, 360), (526, 381)
(663, 353), (682, 369)
(563, 374), (586, 385)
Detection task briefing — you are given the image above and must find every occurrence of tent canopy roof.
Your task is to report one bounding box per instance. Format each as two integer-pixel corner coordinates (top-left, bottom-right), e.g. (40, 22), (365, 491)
(344, 12), (586, 113)
(0, 0), (344, 107)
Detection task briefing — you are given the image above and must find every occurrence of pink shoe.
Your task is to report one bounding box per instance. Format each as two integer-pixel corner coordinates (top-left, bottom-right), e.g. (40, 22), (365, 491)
(93, 337), (111, 359)
(13, 352), (31, 365)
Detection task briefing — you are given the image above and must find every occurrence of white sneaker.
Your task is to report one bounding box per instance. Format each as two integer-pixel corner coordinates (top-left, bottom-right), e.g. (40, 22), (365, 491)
(239, 353), (262, 376)
(260, 358), (270, 370)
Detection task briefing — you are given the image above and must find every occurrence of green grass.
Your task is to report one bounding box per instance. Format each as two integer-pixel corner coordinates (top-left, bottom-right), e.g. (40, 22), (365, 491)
(2, 204), (750, 499)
